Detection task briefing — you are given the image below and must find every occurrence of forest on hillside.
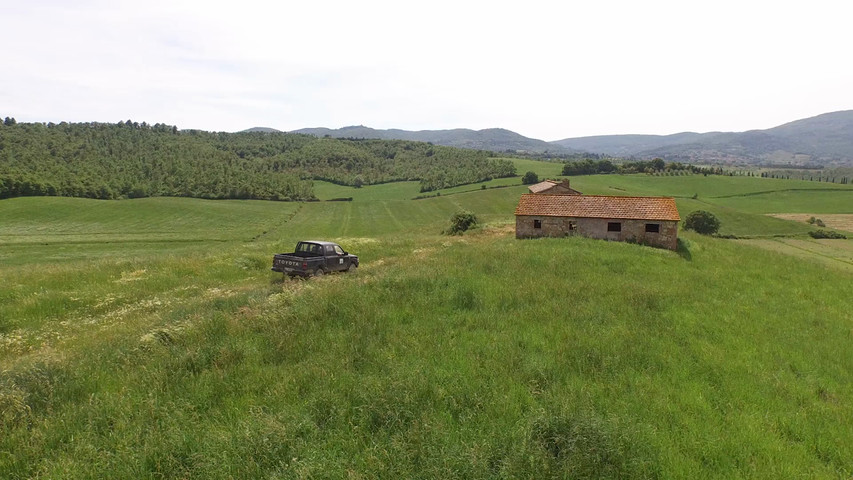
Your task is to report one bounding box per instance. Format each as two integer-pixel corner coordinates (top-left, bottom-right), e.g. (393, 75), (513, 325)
(0, 120), (516, 200)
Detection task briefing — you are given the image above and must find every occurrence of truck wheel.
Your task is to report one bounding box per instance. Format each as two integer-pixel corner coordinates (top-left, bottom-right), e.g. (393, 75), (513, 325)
(314, 268), (324, 277)
(346, 262), (357, 272)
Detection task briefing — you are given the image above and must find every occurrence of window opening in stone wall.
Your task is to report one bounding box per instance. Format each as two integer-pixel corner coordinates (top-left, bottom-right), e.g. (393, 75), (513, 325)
(569, 221), (577, 231)
(645, 223), (660, 233)
(534, 219), (542, 229)
(607, 222), (621, 232)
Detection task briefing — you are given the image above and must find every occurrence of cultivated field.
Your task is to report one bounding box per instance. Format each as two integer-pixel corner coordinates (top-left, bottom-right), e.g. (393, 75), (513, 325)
(769, 213), (853, 233)
(2, 169), (852, 478)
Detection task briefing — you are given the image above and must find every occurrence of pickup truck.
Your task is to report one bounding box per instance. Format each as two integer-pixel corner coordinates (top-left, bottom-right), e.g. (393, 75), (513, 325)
(271, 241), (359, 278)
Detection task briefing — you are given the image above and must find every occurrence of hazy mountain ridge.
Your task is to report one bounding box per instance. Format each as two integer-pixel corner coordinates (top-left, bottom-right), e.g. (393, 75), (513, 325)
(292, 125), (577, 155)
(549, 132), (715, 157)
(553, 110), (853, 166)
(252, 110), (853, 166)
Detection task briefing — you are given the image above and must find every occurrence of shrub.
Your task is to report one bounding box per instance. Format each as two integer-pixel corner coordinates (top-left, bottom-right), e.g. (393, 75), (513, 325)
(809, 230), (847, 239)
(683, 210), (721, 235)
(522, 171), (539, 185)
(443, 210), (478, 235)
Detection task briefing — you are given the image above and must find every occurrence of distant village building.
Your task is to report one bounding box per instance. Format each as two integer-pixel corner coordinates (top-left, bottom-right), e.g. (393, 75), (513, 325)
(514, 194), (680, 250)
(527, 179), (582, 195)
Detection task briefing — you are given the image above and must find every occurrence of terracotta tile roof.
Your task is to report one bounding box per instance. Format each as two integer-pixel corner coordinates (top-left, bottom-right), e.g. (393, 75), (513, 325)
(528, 180), (560, 194)
(528, 180), (583, 195)
(514, 194), (681, 221)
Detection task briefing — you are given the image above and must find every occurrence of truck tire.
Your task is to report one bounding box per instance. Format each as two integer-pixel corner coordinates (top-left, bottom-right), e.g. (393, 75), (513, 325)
(314, 267), (325, 277)
(346, 262), (357, 272)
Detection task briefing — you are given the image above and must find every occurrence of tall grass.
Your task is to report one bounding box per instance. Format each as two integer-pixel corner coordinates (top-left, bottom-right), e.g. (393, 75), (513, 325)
(2, 228), (852, 478)
(2, 178), (852, 478)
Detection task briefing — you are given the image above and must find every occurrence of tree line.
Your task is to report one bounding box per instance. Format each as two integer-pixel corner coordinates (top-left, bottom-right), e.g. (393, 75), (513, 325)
(0, 120), (516, 200)
(562, 158), (713, 176)
(758, 167), (851, 185)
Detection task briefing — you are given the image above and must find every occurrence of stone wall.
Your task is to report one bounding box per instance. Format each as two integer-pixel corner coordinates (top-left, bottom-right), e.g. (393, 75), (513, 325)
(516, 215), (678, 250)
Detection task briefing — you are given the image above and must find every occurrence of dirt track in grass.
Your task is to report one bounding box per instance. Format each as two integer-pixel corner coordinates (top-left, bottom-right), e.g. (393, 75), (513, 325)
(736, 237), (853, 273)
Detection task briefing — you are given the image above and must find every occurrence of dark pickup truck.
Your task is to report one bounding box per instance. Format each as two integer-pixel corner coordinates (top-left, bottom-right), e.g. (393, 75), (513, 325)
(272, 241), (359, 278)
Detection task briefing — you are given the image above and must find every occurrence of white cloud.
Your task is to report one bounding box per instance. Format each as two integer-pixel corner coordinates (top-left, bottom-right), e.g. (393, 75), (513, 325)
(1, 0), (851, 138)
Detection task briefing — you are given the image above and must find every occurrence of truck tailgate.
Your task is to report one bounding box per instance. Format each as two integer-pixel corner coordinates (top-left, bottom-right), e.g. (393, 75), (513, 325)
(272, 254), (307, 273)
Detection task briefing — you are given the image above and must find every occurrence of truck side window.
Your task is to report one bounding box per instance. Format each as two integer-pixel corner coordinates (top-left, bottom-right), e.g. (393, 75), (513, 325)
(325, 245), (334, 254)
(334, 245), (344, 255)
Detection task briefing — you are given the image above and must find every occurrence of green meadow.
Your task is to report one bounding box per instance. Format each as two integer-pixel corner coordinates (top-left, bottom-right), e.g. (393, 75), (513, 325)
(2, 167), (852, 478)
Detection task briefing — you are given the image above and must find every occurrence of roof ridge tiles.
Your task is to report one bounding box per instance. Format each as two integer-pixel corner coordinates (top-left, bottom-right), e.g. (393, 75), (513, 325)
(524, 193), (675, 199)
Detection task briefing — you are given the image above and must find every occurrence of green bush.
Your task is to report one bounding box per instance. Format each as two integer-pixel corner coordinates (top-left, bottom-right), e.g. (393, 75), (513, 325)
(682, 210), (721, 235)
(522, 171), (539, 185)
(443, 210), (478, 235)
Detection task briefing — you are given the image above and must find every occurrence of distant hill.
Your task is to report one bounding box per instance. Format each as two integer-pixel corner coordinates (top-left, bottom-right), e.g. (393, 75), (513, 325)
(0, 121), (516, 201)
(549, 132), (712, 157)
(292, 125), (577, 155)
(552, 111), (853, 166)
(240, 127), (284, 133)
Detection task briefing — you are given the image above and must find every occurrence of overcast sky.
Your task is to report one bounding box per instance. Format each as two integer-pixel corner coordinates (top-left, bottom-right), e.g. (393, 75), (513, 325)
(2, 0), (851, 140)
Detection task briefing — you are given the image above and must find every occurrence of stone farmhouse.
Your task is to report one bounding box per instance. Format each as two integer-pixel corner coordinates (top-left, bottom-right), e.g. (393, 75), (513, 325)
(527, 179), (582, 195)
(514, 194), (681, 250)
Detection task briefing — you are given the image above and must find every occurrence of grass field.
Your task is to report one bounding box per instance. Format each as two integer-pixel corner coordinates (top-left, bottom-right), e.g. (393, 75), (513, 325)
(0, 196), (299, 243)
(2, 170), (853, 478)
(572, 174), (852, 199)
